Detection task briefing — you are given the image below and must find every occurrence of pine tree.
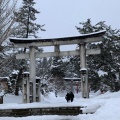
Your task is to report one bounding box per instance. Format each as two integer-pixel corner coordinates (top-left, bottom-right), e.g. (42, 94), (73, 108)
(36, 57), (52, 95)
(69, 56), (80, 78)
(51, 57), (65, 78)
(51, 57), (65, 95)
(76, 19), (120, 91)
(62, 56), (73, 78)
(13, 0), (45, 38)
(36, 57), (52, 79)
(64, 56), (80, 78)
(10, 0), (45, 95)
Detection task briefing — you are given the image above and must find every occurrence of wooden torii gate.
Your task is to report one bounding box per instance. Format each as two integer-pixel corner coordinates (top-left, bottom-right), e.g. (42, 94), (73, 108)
(9, 30), (105, 103)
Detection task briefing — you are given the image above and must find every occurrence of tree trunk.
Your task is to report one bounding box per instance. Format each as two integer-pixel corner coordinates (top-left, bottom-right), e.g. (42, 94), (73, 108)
(15, 86), (19, 96)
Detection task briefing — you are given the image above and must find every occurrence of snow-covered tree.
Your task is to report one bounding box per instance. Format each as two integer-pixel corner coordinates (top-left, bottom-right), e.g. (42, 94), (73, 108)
(50, 57), (65, 95)
(51, 57), (65, 78)
(36, 57), (53, 95)
(76, 19), (120, 91)
(9, 70), (19, 94)
(60, 55), (80, 78)
(8, 0), (46, 95)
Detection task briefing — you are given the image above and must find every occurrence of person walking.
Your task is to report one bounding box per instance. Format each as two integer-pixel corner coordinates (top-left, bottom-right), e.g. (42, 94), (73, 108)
(65, 91), (74, 102)
(70, 91), (74, 102)
(65, 92), (70, 102)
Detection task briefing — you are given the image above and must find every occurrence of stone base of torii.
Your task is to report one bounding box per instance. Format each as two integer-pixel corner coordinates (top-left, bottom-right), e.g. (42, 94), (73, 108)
(22, 72), (40, 103)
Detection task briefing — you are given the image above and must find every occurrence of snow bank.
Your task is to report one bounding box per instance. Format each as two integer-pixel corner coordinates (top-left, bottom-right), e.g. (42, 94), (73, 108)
(0, 91), (120, 120)
(82, 104), (101, 114)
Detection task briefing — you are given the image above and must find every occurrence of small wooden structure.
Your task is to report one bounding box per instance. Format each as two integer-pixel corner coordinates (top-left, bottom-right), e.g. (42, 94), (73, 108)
(64, 78), (81, 93)
(0, 77), (9, 92)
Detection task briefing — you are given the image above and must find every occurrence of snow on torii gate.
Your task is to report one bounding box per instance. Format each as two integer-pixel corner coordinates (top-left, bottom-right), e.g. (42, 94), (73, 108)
(9, 30), (105, 103)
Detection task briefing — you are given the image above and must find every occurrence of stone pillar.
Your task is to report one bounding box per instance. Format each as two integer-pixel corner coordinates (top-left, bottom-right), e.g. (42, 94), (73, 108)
(54, 45), (60, 54)
(54, 45), (60, 96)
(29, 46), (36, 102)
(79, 43), (89, 98)
(22, 72), (29, 103)
(36, 78), (40, 102)
(85, 71), (89, 98)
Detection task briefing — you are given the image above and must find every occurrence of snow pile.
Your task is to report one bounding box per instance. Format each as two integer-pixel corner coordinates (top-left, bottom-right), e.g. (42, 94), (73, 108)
(82, 104), (101, 114)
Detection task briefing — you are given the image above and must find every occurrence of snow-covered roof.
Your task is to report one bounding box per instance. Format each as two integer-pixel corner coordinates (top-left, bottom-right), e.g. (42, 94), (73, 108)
(0, 77), (9, 82)
(9, 30), (106, 44)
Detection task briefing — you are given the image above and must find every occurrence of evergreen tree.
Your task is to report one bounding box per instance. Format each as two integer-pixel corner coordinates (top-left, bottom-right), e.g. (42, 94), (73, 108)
(10, 0), (45, 95)
(76, 19), (120, 91)
(69, 56), (80, 78)
(50, 57), (65, 95)
(13, 0), (45, 38)
(36, 57), (52, 79)
(9, 70), (19, 94)
(64, 56), (80, 78)
(36, 57), (52, 95)
(51, 57), (65, 78)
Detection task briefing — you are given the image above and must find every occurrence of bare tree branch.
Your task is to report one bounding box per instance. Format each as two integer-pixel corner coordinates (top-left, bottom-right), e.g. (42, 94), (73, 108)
(0, 0), (17, 46)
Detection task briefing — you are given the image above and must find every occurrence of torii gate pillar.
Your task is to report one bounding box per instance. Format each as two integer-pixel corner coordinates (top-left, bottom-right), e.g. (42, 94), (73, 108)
(29, 46), (36, 102)
(79, 43), (89, 98)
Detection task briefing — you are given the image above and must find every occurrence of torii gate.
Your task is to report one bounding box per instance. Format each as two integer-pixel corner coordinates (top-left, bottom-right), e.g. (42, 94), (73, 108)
(9, 30), (105, 103)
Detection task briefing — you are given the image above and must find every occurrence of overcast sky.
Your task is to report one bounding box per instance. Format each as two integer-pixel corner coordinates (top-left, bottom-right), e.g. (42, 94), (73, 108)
(18, 0), (120, 51)
(32, 0), (120, 38)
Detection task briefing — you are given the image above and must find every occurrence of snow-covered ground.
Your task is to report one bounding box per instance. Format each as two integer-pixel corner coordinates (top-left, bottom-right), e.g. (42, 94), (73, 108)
(1, 90), (120, 120)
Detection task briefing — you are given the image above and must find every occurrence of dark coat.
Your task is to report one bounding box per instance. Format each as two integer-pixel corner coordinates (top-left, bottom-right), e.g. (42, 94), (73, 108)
(69, 92), (74, 102)
(65, 92), (74, 102)
(65, 92), (71, 102)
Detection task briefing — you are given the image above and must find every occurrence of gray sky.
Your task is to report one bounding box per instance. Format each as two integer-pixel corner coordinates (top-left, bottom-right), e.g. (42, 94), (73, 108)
(33, 0), (120, 38)
(18, 0), (120, 51)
